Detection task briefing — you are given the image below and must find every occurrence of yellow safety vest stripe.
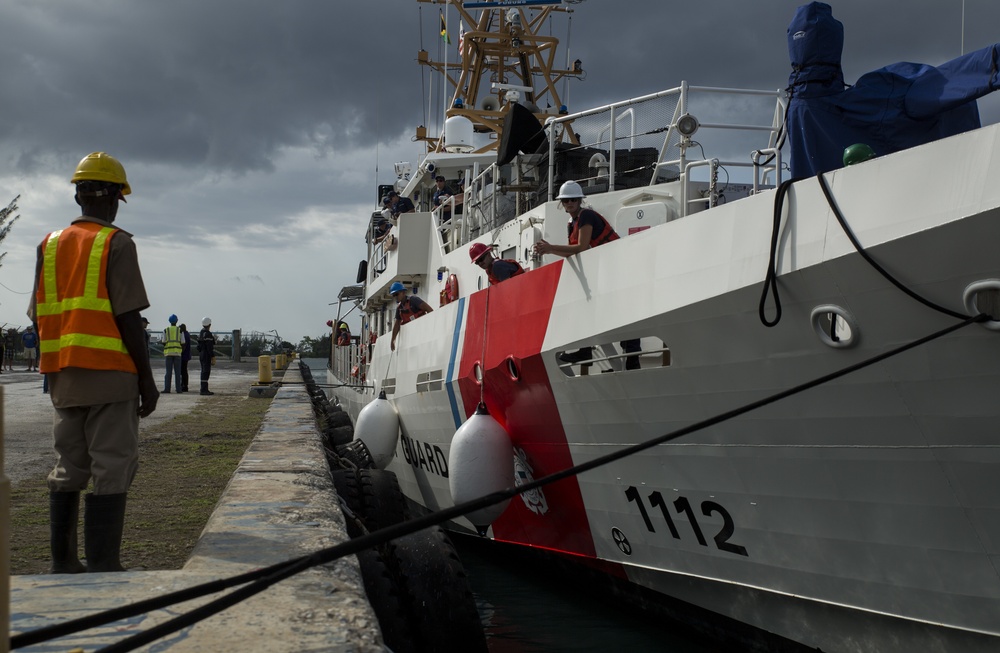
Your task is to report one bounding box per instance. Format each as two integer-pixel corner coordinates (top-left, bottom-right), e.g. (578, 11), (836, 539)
(35, 227), (116, 317)
(39, 333), (130, 355)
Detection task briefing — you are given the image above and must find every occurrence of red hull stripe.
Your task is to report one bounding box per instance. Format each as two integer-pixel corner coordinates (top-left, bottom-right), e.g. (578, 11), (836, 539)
(457, 261), (598, 557)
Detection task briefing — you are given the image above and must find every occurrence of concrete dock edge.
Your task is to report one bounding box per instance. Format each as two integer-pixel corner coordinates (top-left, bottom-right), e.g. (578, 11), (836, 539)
(9, 363), (384, 652)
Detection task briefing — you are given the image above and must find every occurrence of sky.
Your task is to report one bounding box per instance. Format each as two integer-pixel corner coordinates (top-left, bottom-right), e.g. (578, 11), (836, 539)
(1, 0), (998, 345)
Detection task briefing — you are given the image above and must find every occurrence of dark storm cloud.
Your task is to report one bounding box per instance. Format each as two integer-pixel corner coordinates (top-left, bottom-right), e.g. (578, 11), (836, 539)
(2, 0), (998, 178)
(0, 0), (420, 176)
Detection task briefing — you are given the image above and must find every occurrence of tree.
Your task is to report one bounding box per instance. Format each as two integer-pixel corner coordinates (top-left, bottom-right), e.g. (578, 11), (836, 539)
(297, 334), (331, 359)
(0, 195), (21, 268)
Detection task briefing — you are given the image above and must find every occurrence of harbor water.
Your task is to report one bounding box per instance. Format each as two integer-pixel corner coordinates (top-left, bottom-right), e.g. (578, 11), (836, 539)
(305, 359), (716, 652)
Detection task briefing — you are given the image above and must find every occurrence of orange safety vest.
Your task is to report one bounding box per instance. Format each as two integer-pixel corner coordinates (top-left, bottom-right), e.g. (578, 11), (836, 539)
(35, 222), (137, 375)
(486, 259), (526, 286)
(568, 209), (619, 248)
(397, 296), (428, 324)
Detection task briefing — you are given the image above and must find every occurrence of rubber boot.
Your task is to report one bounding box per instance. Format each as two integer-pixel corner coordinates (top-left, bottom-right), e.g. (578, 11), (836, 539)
(84, 493), (127, 572)
(200, 381), (214, 396)
(49, 491), (86, 574)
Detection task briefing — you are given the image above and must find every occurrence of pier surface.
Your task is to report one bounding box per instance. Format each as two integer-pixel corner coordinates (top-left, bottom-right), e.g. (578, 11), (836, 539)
(6, 361), (383, 651)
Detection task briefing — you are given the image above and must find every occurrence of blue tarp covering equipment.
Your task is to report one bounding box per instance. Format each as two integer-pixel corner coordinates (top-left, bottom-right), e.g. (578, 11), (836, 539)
(786, 2), (1000, 178)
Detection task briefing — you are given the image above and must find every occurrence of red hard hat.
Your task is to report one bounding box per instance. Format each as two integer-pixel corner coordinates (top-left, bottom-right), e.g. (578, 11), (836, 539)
(469, 242), (491, 263)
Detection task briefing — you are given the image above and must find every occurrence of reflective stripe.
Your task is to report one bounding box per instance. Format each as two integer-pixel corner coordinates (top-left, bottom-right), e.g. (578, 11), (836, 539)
(36, 223), (136, 374)
(39, 333), (130, 355)
(163, 325), (182, 355)
(36, 227), (116, 316)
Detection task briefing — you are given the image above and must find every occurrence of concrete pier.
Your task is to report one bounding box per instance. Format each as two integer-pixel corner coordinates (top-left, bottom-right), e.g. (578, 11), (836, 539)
(7, 363), (384, 652)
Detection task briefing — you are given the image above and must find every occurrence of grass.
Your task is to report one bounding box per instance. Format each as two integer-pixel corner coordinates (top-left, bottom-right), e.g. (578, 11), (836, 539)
(8, 394), (272, 574)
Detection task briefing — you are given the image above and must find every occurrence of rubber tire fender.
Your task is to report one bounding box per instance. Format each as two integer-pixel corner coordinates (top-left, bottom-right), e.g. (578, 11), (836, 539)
(358, 469), (409, 533)
(325, 409), (353, 429)
(328, 424), (355, 447)
(384, 526), (487, 653)
(331, 468), (365, 538)
(356, 547), (416, 653)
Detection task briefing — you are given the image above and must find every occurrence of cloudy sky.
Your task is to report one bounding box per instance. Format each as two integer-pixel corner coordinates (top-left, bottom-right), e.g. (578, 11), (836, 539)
(0, 0), (997, 345)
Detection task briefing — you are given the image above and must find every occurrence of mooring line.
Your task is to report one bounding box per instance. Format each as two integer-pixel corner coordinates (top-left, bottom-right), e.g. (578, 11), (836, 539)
(10, 314), (986, 652)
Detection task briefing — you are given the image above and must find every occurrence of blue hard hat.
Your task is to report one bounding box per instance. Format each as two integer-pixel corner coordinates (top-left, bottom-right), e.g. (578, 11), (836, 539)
(389, 281), (406, 294)
(168, 314), (178, 323)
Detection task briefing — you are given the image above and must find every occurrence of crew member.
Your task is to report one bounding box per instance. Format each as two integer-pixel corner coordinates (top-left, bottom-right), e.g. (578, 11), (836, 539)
(534, 181), (639, 369)
(383, 191), (416, 219)
(469, 242), (524, 286)
(389, 281), (432, 351)
(29, 151), (158, 573)
(163, 314), (182, 393)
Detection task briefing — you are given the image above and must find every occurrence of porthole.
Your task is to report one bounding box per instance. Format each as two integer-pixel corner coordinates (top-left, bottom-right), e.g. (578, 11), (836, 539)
(963, 280), (1000, 331)
(810, 305), (858, 349)
(472, 362), (483, 384)
(506, 356), (520, 381)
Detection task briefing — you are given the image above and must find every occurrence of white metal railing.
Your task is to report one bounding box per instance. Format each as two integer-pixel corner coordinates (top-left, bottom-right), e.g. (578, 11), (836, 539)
(546, 81), (785, 214)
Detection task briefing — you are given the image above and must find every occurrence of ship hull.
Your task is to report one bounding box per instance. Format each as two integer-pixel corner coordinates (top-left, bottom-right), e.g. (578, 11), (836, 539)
(329, 125), (1000, 651)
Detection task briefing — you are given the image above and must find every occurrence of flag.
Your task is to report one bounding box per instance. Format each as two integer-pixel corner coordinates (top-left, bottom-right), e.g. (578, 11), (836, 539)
(458, 20), (465, 55)
(440, 12), (451, 44)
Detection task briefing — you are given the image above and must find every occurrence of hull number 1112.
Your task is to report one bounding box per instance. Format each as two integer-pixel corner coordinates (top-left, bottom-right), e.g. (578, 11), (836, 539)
(624, 485), (749, 557)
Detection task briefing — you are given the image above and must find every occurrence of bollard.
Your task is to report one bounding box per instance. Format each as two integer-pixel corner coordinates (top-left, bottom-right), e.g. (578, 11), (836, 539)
(278, 353), (287, 370)
(1, 387), (9, 653)
(258, 355), (273, 384)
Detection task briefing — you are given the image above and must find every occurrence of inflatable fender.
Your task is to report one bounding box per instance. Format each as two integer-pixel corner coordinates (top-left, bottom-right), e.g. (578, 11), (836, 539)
(448, 402), (514, 532)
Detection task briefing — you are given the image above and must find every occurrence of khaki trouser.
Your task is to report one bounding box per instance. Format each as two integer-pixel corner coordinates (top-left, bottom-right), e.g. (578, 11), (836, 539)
(47, 398), (140, 495)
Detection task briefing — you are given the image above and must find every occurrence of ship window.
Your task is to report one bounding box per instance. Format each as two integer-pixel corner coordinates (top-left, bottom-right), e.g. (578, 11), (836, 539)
(382, 377), (396, 395)
(556, 337), (670, 377)
(416, 369), (444, 393)
(506, 356), (520, 381)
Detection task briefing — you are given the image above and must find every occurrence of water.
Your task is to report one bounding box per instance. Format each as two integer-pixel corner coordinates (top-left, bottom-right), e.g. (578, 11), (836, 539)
(301, 358), (717, 652)
(454, 536), (717, 653)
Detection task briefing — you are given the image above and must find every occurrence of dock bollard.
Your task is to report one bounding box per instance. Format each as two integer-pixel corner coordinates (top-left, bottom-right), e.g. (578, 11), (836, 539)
(258, 355), (273, 384)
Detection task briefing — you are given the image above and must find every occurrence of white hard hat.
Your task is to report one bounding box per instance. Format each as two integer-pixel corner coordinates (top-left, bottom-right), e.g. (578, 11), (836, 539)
(202, 317), (212, 327)
(556, 180), (584, 199)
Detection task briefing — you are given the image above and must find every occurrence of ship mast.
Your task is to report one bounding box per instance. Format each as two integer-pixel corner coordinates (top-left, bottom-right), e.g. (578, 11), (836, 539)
(416, 0), (583, 153)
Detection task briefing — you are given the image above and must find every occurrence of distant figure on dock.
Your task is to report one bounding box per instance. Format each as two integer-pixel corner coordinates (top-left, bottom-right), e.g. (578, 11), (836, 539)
(198, 316), (216, 395)
(28, 151), (158, 573)
(389, 281), (432, 351)
(22, 324), (38, 371)
(163, 314), (182, 393)
(180, 323), (192, 393)
(3, 327), (16, 371)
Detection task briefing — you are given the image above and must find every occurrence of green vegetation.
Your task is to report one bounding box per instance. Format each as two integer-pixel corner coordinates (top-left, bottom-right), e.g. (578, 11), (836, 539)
(297, 333), (332, 359)
(8, 394), (272, 574)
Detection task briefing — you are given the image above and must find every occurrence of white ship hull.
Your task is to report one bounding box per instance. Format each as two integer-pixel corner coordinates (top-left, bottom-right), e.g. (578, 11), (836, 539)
(328, 121), (1000, 652)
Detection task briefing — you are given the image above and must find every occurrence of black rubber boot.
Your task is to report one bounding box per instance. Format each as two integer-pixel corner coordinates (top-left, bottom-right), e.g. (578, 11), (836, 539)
(84, 493), (127, 572)
(200, 382), (213, 396)
(49, 491), (86, 574)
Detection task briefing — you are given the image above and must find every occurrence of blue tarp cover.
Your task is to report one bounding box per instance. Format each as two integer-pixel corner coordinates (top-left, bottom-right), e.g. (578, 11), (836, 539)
(786, 2), (1000, 178)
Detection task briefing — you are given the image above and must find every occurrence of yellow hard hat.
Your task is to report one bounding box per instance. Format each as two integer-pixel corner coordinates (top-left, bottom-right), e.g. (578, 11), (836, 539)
(70, 152), (131, 196)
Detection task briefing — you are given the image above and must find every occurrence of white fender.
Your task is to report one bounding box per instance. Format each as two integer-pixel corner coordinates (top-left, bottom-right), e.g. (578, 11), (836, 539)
(354, 390), (400, 469)
(448, 402), (514, 533)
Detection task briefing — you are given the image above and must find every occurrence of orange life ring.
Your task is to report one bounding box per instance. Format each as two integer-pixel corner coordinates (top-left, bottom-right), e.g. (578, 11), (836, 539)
(439, 274), (460, 306)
